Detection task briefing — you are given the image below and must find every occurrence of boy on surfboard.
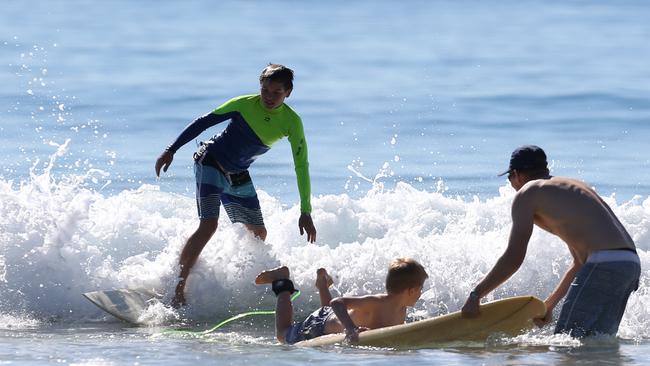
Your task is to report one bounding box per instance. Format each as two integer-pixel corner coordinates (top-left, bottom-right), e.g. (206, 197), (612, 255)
(461, 145), (640, 338)
(155, 64), (317, 307)
(255, 258), (428, 344)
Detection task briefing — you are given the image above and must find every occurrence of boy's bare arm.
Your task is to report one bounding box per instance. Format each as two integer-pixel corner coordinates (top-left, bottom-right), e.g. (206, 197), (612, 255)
(329, 296), (376, 340)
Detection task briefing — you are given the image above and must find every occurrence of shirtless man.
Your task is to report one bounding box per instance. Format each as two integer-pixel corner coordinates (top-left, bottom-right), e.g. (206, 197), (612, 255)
(256, 258), (428, 343)
(461, 145), (640, 338)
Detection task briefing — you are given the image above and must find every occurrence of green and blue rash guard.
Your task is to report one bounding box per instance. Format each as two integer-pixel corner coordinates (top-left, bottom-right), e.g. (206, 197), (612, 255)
(167, 94), (312, 213)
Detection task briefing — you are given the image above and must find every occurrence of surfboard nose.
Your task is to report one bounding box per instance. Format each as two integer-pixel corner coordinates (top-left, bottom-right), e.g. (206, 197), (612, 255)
(83, 288), (162, 324)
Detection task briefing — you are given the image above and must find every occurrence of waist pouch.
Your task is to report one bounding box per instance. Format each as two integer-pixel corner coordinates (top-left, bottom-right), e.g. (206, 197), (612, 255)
(194, 143), (251, 187)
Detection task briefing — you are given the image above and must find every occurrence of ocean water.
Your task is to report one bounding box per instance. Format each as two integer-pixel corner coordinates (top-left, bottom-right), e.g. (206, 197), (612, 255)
(1, 0), (650, 364)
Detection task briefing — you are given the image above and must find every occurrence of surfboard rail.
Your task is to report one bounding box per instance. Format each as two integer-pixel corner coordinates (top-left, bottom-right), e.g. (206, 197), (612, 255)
(296, 295), (546, 349)
(83, 288), (162, 324)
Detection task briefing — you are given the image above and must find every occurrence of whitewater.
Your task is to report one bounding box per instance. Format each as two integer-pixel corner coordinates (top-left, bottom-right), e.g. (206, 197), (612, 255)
(1, 144), (648, 340)
(3, 0), (650, 364)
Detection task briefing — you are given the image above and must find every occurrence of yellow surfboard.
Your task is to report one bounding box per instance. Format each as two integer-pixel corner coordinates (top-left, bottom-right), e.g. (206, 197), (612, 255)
(296, 296), (545, 349)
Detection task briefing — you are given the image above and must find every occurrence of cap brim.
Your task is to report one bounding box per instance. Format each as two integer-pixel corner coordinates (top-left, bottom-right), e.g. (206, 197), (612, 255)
(497, 169), (510, 177)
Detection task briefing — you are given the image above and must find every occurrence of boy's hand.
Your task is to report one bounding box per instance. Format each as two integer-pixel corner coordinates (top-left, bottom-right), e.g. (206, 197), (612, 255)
(299, 213), (316, 243)
(344, 326), (368, 344)
(155, 150), (174, 177)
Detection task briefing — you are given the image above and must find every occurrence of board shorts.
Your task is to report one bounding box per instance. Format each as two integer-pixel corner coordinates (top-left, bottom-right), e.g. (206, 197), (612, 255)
(555, 248), (641, 338)
(285, 306), (335, 344)
(193, 161), (264, 226)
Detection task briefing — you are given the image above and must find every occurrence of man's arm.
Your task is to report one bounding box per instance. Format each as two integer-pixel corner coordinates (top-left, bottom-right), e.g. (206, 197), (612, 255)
(461, 192), (535, 317)
(533, 248), (582, 326)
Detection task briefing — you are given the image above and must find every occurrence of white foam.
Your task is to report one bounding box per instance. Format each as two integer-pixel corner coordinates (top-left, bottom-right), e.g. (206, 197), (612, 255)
(1, 157), (649, 339)
(0, 314), (41, 330)
(136, 300), (180, 326)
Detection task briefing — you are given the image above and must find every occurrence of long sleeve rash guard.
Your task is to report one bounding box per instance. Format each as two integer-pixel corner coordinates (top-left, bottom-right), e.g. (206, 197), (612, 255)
(167, 95), (312, 213)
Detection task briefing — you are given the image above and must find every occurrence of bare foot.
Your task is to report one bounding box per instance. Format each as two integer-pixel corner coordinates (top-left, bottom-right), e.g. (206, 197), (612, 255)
(170, 292), (186, 308)
(170, 279), (187, 308)
(255, 266), (290, 285)
(315, 268), (334, 289)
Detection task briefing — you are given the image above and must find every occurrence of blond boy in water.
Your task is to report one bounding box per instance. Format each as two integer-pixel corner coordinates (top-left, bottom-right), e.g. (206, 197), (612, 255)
(255, 258), (428, 343)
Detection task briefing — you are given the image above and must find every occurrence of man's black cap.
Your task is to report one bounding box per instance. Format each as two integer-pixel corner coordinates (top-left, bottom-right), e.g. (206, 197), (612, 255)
(498, 145), (548, 176)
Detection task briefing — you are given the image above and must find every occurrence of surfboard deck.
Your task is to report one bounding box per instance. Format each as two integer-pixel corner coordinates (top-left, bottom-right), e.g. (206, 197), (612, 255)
(83, 288), (163, 324)
(296, 295), (545, 349)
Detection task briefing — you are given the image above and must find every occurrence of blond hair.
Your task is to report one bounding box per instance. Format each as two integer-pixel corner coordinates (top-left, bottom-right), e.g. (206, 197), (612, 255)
(385, 258), (428, 294)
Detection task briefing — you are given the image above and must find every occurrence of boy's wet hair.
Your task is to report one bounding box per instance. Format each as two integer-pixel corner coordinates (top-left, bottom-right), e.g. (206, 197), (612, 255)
(385, 258), (428, 294)
(259, 64), (294, 90)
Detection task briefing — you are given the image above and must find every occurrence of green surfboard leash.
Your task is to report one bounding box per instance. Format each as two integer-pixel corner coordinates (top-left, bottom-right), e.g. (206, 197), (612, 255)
(163, 291), (301, 337)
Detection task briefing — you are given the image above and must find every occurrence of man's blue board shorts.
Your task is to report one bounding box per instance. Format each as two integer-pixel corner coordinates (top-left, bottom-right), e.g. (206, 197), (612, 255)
(285, 306), (335, 344)
(555, 249), (640, 338)
(193, 162), (264, 226)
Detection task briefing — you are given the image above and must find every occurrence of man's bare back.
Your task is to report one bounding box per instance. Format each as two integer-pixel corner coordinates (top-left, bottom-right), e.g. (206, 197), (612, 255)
(516, 176), (635, 263)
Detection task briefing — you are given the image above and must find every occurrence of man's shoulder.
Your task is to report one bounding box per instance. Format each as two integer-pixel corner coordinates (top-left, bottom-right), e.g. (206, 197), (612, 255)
(523, 176), (587, 193)
(517, 176), (595, 207)
(519, 179), (545, 193)
(513, 180), (546, 207)
(519, 176), (565, 193)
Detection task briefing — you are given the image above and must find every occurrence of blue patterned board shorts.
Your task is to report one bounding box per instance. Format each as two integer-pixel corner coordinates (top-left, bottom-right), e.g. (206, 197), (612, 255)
(193, 162), (264, 226)
(555, 249), (641, 338)
(285, 306), (335, 344)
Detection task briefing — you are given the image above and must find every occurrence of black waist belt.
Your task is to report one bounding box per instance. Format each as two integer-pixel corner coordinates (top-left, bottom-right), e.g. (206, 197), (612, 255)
(193, 150), (251, 187)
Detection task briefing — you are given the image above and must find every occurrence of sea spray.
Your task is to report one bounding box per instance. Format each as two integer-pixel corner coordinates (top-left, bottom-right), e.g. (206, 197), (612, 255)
(1, 156), (649, 338)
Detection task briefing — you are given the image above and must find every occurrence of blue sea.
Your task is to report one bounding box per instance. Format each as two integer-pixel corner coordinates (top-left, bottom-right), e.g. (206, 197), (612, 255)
(1, 1), (649, 364)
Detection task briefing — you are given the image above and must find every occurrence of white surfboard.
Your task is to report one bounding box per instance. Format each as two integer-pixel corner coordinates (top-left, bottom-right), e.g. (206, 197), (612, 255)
(83, 288), (163, 324)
